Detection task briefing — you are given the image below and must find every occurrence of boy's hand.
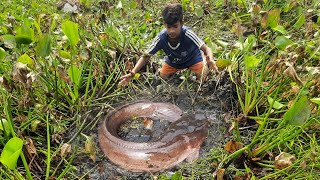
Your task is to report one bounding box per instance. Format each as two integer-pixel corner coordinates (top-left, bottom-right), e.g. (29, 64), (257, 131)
(207, 60), (218, 72)
(119, 71), (135, 86)
(205, 56), (218, 72)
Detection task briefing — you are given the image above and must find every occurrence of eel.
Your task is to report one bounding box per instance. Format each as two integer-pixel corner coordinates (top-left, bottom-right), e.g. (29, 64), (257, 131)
(98, 101), (209, 172)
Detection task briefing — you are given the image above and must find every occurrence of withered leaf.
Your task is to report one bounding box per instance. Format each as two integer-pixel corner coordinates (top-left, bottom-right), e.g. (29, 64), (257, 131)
(274, 152), (296, 169)
(60, 143), (72, 157)
(26, 138), (37, 156)
(224, 140), (244, 153)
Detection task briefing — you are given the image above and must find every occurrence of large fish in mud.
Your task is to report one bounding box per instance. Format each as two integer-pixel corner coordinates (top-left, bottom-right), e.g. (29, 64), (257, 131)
(98, 101), (208, 172)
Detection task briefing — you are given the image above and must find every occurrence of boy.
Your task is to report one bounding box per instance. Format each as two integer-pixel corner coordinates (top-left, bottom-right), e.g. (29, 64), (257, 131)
(119, 3), (217, 86)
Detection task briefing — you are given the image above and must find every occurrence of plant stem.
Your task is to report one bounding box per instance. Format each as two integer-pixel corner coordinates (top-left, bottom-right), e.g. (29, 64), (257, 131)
(45, 113), (51, 180)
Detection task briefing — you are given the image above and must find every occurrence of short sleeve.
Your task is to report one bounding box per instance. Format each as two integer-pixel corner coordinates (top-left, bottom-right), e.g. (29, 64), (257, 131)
(185, 29), (205, 48)
(146, 35), (162, 55)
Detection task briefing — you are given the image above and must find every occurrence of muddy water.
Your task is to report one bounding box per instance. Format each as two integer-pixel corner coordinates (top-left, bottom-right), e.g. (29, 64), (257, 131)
(82, 73), (236, 179)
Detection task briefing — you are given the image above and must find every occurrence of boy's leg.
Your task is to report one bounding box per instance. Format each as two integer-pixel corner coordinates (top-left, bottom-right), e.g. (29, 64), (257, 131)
(188, 61), (208, 81)
(160, 62), (179, 79)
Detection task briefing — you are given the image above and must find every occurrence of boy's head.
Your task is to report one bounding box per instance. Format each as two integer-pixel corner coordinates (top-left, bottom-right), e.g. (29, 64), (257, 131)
(162, 3), (183, 25)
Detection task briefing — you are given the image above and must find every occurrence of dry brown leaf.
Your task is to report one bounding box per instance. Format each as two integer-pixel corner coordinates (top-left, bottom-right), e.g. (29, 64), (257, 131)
(274, 152), (296, 169)
(300, 159), (307, 169)
(26, 138), (37, 156)
(216, 168), (225, 180)
(98, 162), (105, 175)
(107, 49), (117, 60)
(224, 140), (244, 153)
(84, 135), (96, 162)
(284, 62), (303, 86)
(223, 112), (232, 123)
(251, 157), (261, 161)
(228, 121), (235, 135)
(57, 66), (71, 84)
(60, 143), (72, 157)
(12, 62), (29, 84)
(259, 31), (268, 41)
(233, 22), (246, 37)
(212, 168), (226, 180)
(260, 12), (268, 29)
(291, 85), (300, 95)
(288, 100), (294, 108)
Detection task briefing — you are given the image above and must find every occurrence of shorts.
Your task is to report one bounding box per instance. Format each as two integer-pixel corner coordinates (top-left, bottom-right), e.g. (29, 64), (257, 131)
(160, 61), (204, 76)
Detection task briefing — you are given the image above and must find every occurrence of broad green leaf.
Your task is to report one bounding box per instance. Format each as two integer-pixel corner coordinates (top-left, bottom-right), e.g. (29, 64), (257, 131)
(0, 47), (5, 60)
(243, 34), (257, 51)
(311, 98), (320, 105)
(139, 24), (147, 33)
(15, 24), (34, 44)
(59, 50), (71, 59)
(36, 34), (51, 57)
(0, 119), (10, 133)
(267, 8), (281, 28)
(216, 59), (232, 70)
(272, 25), (287, 34)
(62, 21), (79, 47)
(1, 35), (16, 49)
(244, 55), (260, 69)
(283, 96), (311, 125)
(15, 36), (33, 44)
(275, 36), (293, 50)
(17, 54), (34, 68)
(1, 26), (8, 34)
(129, 1), (138, 9)
(267, 96), (284, 110)
(293, 15), (305, 29)
(68, 64), (81, 86)
(195, 7), (204, 17)
(0, 137), (23, 170)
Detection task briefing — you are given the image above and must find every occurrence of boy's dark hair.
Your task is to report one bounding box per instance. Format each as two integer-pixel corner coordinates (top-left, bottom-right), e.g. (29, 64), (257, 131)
(162, 3), (183, 25)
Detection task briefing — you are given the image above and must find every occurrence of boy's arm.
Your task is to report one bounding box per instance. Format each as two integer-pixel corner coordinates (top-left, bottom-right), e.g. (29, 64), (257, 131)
(200, 44), (218, 71)
(131, 54), (151, 74)
(119, 54), (151, 86)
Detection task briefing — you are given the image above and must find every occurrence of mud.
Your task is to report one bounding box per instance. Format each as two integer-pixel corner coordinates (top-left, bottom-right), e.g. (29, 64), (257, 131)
(76, 72), (236, 179)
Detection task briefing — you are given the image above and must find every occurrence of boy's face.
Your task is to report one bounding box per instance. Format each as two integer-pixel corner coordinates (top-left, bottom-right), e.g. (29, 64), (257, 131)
(165, 21), (183, 40)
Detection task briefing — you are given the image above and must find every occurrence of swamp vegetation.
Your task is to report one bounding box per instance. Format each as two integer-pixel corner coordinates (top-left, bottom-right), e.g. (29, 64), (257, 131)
(0, 0), (320, 179)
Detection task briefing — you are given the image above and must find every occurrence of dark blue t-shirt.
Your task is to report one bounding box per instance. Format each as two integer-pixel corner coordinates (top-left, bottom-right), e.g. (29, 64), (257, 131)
(146, 26), (204, 69)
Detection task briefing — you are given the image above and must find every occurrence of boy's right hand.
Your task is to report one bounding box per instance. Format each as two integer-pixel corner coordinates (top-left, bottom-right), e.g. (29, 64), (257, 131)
(119, 72), (135, 86)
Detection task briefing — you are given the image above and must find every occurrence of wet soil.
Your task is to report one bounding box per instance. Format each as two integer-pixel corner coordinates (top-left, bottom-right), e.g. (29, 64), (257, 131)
(77, 71), (237, 179)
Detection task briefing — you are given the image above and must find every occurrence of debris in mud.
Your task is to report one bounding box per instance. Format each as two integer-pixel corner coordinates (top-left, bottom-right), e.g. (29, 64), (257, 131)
(118, 117), (170, 143)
